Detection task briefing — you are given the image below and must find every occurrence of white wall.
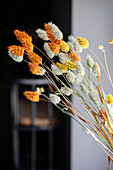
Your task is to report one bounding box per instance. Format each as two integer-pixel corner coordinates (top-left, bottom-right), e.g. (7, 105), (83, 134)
(71, 0), (113, 170)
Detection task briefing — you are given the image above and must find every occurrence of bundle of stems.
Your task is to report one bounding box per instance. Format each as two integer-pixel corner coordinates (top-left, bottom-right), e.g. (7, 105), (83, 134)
(8, 23), (113, 169)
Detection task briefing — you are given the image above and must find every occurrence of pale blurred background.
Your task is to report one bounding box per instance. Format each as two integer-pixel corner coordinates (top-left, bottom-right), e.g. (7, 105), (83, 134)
(71, 0), (113, 170)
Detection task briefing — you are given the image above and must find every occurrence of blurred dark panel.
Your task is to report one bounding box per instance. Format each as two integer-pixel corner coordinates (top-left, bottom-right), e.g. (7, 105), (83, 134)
(0, 0), (71, 169)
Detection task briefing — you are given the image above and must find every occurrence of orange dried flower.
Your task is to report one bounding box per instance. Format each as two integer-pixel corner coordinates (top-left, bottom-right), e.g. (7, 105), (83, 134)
(8, 45), (24, 56)
(14, 30), (34, 53)
(44, 23), (61, 53)
(28, 62), (40, 75)
(69, 51), (80, 62)
(44, 23), (55, 42)
(48, 42), (61, 54)
(23, 91), (39, 102)
(27, 52), (42, 64)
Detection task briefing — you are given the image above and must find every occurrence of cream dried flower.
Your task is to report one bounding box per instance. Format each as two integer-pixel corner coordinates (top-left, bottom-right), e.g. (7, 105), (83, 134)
(60, 87), (72, 96)
(73, 62), (85, 84)
(58, 52), (71, 64)
(74, 75), (84, 84)
(92, 62), (100, 76)
(44, 42), (54, 59)
(68, 35), (83, 53)
(67, 41), (76, 53)
(76, 62), (85, 77)
(87, 54), (94, 69)
(68, 35), (76, 44)
(8, 50), (23, 63)
(48, 22), (63, 39)
(88, 85), (99, 106)
(73, 40), (83, 53)
(49, 94), (61, 104)
(66, 70), (76, 83)
(51, 64), (62, 75)
(80, 83), (89, 95)
(35, 28), (49, 41)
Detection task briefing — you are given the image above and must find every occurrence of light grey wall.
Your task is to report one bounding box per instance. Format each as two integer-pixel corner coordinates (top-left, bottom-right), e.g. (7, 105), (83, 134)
(71, 0), (113, 170)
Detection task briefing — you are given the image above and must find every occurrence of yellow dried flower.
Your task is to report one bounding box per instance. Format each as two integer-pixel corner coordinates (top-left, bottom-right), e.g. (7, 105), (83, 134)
(65, 61), (76, 70)
(77, 36), (89, 49)
(105, 94), (113, 105)
(60, 40), (69, 52)
(56, 62), (67, 73)
(108, 39), (113, 44)
(40, 87), (45, 93)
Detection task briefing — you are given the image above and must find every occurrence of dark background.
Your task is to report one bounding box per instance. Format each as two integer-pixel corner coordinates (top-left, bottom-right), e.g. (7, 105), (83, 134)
(0, 0), (71, 169)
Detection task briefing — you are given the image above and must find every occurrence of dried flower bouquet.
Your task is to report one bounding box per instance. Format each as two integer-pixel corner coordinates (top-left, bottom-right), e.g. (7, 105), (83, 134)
(8, 22), (113, 169)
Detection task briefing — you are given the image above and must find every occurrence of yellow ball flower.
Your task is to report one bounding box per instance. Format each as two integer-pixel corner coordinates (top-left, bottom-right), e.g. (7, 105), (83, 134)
(65, 61), (76, 70)
(56, 62), (67, 73)
(105, 94), (113, 105)
(60, 40), (69, 52)
(77, 36), (89, 49)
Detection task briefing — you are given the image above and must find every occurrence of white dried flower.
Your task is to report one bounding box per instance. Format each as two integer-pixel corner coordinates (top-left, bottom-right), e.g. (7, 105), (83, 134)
(44, 42), (54, 59)
(98, 45), (105, 52)
(35, 28), (49, 41)
(58, 52), (71, 64)
(74, 75), (84, 84)
(76, 62), (85, 77)
(68, 35), (76, 44)
(92, 62), (100, 76)
(88, 85), (99, 106)
(67, 41), (76, 53)
(73, 62), (85, 84)
(87, 54), (94, 69)
(73, 40), (83, 53)
(8, 50), (23, 62)
(36, 87), (44, 95)
(68, 35), (83, 53)
(66, 70), (76, 83)
(60, 87), (72, 96)
(51, 64), (62, 75)
(37, 67), (45, 75)
(48, 22), (63, 39)
(49, 94), (61, 104)
(98, 45), (104, 50)
(80, 83), (89, 95)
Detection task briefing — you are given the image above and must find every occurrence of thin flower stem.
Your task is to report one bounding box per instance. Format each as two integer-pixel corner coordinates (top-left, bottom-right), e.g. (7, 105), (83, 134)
(44, 64), (105, 130)
(34, 45), (53, 63)
(102, 50), (113, 91)
(89, 47), (108, 77)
